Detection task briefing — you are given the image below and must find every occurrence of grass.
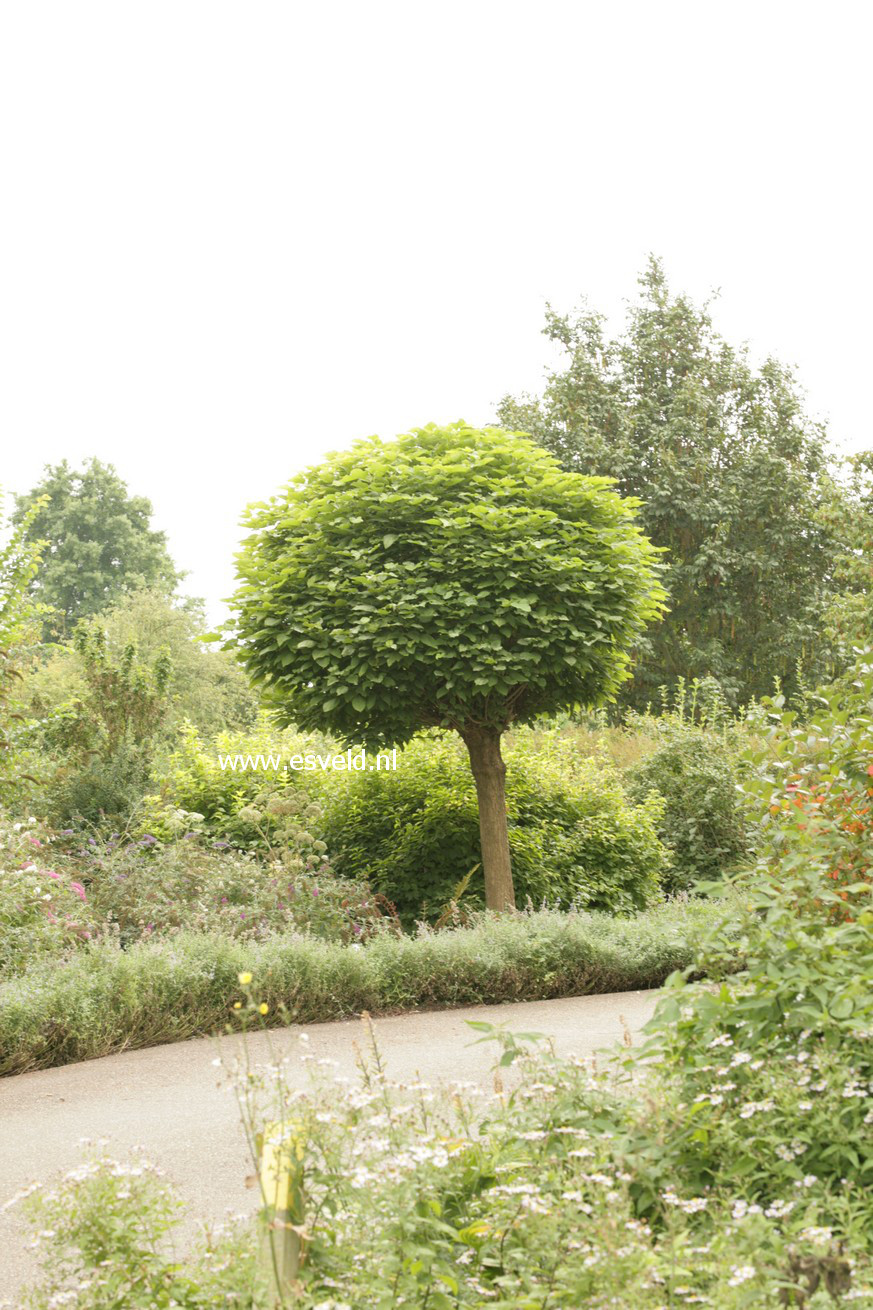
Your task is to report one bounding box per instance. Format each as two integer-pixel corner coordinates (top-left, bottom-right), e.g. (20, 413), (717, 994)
(0, 899), (729, 1075)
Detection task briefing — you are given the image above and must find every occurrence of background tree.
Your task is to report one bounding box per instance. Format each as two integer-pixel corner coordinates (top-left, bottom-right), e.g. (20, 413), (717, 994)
(14, 459), (180, 638)
(0, 491), (47, 792)
(498, 258), (838, 708)
(231, 422), (664, 909)
(24, 587), (258, 740)
(816, 451), (873, 669)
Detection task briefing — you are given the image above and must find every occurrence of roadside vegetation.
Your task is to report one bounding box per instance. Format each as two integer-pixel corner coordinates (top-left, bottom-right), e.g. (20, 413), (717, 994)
(13, 666), (873, 1306)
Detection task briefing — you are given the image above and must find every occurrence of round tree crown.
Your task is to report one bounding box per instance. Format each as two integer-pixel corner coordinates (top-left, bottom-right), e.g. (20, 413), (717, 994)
(232, 422), (665, 747)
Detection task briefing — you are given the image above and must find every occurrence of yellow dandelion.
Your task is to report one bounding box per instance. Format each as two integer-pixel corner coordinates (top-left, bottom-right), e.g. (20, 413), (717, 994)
(259, 1003), (269, 1015)
(238, 971), (253, 986)
(233, 1001), (242, 1010)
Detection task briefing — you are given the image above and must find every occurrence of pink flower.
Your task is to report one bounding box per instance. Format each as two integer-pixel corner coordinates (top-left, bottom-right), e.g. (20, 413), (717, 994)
(70, 881), (87, 902)
(46, 871), (62, 881)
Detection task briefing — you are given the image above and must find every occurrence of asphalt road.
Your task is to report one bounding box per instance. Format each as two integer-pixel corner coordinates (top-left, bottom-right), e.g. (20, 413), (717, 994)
(0, 990), (659, 1305)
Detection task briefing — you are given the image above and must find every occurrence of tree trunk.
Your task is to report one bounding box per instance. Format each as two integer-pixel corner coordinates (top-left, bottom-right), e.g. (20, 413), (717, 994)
(461, 724), (516, 911)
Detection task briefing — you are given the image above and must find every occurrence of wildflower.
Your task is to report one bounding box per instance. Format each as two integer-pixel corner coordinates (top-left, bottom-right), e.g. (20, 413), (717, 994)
(238, 972), (253, 986)
(728, 1266), (755, 1287)
(70, 882), (87, 902)
(259, 1003), (269, 1015)
(731, 1199), (761, 1219)
(765, 1199), (795, 1218)
(800, 1226), (833, 1244)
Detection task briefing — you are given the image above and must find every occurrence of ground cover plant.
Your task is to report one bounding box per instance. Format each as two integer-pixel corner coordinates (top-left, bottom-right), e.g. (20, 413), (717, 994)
(0, 899), (719, 1075)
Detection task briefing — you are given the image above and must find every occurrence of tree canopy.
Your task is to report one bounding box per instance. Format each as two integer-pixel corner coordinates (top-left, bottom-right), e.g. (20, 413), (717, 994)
(231, 421), (664, 907)
(498, 258), (838, 707)
(14, 459), (180, 637)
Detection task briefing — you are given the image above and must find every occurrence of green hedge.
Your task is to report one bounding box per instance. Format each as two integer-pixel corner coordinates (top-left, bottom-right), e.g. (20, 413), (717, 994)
(0, 901), (726, 1075)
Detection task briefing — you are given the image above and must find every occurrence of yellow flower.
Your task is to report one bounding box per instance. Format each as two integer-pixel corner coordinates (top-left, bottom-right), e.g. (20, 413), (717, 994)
(259, 1003), (269, 1015)
(238, 971), (253, 986)
(233, 1001), (242, 1010)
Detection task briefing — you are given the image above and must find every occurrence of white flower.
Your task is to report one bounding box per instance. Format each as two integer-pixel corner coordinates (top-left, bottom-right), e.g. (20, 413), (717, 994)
(731, 1199), (761, 1219)
(799, 1226), (833, 1244)
(728, 1266), (755, 1287)
(765, 1199), (795, 1218)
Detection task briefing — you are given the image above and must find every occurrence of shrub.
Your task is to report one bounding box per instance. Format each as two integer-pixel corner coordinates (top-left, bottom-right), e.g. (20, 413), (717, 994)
(0, 901), (721, 1074)
(0, 818), (96, 975)
(625, 721), (749, 891)
(635, 662), (873, 1209)
(33, 625), (174, 825)
(320, 732), (669, 922)
(141, 718), (336, 846)
(0, 817), (380, 960)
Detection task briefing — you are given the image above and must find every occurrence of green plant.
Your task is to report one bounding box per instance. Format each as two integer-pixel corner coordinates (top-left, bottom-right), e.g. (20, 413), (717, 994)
(17, 1016), (872, 1307)
(19, 1146), (257, 1308)
(37, 623), (174, 824)
(320, 732), (668, 922)
(63, 832), (373, 948)
(0, 818), (96, 975)
(0, 813), (379, 962)
(231, 421), (665, 910)
(141, 719), (335, 845)
(625, 722), (748, 890)
(633, 661), (873, 1211)
(24, 588), (258, 745)
(0, 489), (47, 798)
(13, 457), (180, 639)
(0, 901), (721, 1074)
(498, 257), (842, 708)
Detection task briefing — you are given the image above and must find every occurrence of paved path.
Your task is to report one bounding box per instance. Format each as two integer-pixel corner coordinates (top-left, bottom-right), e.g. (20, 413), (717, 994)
(0, 990), (658, 1304)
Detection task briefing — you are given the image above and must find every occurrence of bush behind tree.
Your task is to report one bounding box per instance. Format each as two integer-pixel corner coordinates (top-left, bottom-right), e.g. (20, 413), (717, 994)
(319, 732), (668, 922)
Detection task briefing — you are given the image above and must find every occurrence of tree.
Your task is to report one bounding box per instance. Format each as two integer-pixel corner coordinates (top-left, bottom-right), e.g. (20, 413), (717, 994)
(497, 258), (837, 708)
(25, 588), (258, 739)
(0, 490), (47, 792)
(14, 459), (180, 637)
(816, 451), (873, 669)
(231, 422), (664, 909)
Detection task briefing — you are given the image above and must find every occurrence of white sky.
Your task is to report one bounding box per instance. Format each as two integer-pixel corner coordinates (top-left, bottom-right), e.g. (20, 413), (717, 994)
(1, 2), (870, 625)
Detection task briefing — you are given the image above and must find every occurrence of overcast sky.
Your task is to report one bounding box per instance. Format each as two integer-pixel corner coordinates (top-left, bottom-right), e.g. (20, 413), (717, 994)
(1, 2), (870, 624)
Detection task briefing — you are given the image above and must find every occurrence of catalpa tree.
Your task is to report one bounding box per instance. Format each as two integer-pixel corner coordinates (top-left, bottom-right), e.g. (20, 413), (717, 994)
(231, 422), (664, 910)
